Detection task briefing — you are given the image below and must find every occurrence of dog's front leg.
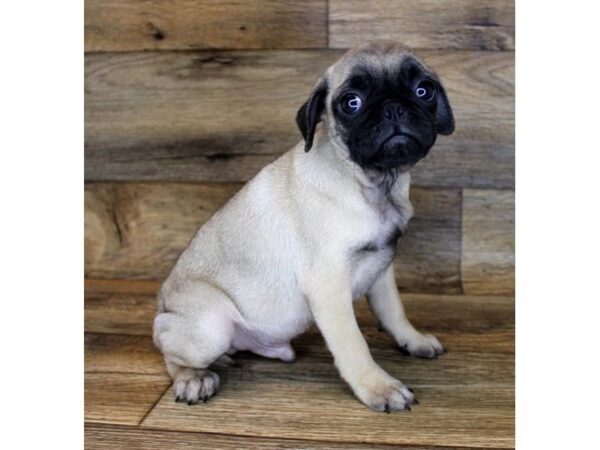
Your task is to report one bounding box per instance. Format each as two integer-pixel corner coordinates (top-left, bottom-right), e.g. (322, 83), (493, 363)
(367, 265), (445, 358)
(306, 266), (415, 412)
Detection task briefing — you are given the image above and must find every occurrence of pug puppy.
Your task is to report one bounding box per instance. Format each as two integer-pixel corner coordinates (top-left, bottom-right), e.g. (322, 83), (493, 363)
(153, 40), (454, 412)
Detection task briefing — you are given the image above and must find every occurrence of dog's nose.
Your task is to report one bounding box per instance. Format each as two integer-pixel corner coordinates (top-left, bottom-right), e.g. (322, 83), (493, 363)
(383, 102), (406, 121)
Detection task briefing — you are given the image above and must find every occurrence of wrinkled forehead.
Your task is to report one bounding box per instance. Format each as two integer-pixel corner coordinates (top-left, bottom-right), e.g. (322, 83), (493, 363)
(325, 45), (433, 94)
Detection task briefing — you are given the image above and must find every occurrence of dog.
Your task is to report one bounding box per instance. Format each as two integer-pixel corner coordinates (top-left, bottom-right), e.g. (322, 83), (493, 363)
(153, 40), (454, 412)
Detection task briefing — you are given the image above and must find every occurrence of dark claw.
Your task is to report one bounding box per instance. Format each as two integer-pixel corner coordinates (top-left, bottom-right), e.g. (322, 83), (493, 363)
(405, 405), (411, 411)
(187, 400), (194, 406)
(384, 404), (390, 414)
(377, 324), (385, 332)
(175, 395), (181, 402)
(202, 396), (208, 403)
(413, 398), (420, 405)
(398, 345), (411, 356)
(408, 387), (414, 393)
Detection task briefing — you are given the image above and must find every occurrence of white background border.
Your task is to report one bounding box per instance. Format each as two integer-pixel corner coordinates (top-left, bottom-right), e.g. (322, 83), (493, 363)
(517, 0), (600, 447)
(1, 1), (84, 448)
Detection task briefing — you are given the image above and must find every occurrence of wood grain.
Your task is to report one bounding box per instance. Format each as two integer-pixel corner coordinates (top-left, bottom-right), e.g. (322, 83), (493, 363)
(85, 333), (165, 375)
(85, 279), (160, 335)
(395, 188), (461, 292)
(143, 379), (513, 448)
(85, 0), (327, 52)
(85, 50), (514, 189)
(85, 372), (169, 425)
(329, 0), (515, 50)
(84, 279), (514, 447)
(84, 182), (240, 280)
(86, 423), (461, 449)
(82, 293), (515, 445)
(462, 189), (515, 294)
(83, 181), (239, 276)
(84, 183), (461, 292)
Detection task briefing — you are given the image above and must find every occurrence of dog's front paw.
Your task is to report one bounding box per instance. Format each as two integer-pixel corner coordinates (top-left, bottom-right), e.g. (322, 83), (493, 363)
(352, 370), (415, 412)
(398, 332), (445, 359)
(173, 369), (220, 405)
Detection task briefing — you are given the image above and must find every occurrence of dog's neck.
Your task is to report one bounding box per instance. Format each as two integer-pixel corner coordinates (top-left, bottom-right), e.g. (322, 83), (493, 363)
(298, 128), (412, 211)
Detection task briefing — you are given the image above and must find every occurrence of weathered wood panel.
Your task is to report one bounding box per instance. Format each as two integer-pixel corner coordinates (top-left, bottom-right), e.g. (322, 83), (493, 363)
(85, 279), (160, 335)
(84, 182), (241, 280)
(84, 183), (461, 292)
(85, 50), (514, 189)
(85, 333), (165, 375)
(329, 0), (515, 50)
(85, 0), (327, 52)
(395, 188), (461, 292)
(462, 189), (515, 294)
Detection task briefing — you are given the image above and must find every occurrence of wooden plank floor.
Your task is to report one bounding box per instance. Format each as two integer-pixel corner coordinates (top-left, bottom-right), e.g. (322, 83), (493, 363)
(85, 280), (514, 449)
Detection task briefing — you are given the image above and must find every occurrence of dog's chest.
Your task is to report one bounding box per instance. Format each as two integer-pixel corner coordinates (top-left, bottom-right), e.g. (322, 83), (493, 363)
(349, 189), (412, 299)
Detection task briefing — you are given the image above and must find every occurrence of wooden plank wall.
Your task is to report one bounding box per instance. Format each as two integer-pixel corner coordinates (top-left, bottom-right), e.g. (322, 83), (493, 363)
(85, 0), (515, 295)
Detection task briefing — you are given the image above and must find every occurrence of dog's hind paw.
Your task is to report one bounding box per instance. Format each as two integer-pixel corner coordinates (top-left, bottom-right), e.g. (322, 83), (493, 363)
(173, 369), (220, 405)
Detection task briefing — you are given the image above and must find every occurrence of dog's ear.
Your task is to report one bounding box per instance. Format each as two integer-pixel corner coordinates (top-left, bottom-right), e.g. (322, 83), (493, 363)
(296, 78), (328, 152)
(435, 80), (454, 135)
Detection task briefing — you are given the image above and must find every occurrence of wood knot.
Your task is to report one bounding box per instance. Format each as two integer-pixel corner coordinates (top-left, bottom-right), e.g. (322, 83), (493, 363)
(146, 22), (165, 41)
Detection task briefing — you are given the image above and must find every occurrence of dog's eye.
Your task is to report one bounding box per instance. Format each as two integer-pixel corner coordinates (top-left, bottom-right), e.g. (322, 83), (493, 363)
(415, 81), (436, 102)
(340, 93), (363, 114)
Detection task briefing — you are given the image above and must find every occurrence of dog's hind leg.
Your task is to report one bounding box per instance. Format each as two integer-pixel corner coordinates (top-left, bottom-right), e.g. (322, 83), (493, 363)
(153, 282), (237, 404)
